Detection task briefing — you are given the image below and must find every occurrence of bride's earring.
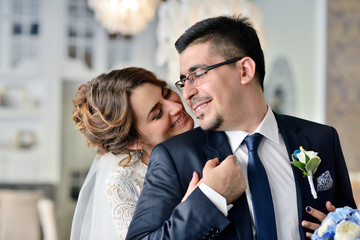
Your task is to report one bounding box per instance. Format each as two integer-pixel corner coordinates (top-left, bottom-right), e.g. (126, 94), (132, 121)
(140, 150), (144, 158)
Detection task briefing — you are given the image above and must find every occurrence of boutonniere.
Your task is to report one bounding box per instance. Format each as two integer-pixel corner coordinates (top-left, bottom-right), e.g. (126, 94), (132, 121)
(291, 146), (321, 199)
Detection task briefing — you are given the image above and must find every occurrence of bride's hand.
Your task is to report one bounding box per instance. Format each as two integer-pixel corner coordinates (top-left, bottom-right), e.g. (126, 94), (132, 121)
(181, 171), (200, 202)
(302, 201), (336, 238)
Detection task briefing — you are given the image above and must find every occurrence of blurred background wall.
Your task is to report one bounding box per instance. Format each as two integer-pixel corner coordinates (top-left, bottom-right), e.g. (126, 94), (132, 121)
(0, 0), (359, 239)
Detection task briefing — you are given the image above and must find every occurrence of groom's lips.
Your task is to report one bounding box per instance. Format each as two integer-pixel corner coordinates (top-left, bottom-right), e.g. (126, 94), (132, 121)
(193, 100), (212, 117)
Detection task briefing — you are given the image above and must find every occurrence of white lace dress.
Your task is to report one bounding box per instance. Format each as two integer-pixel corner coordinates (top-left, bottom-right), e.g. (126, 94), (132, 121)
(70, 152), (146, 240)
(106, 153), (147, 239)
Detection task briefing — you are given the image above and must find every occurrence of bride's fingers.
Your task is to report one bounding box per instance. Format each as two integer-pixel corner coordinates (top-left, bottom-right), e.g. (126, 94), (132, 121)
(305, 206), (327, 222)
(181, 171), (200, 202)
(326, 201), (336, 212)
(188, 171), (200, 189)
(301, 219), (320, 231)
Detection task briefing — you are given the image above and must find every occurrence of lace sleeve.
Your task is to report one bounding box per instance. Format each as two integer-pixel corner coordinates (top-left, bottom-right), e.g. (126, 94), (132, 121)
(105, 169), (142, 240)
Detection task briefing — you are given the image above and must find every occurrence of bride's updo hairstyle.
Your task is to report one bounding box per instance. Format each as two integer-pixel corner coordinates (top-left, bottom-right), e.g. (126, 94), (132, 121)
(72, 67), (167, 155)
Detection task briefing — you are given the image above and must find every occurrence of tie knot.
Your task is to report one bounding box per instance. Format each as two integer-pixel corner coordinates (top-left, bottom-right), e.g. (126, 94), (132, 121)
(244, 133), (263, 152)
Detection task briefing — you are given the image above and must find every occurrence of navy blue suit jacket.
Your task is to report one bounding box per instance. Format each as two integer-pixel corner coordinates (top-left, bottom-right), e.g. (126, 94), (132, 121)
(126, 113), (356, 240)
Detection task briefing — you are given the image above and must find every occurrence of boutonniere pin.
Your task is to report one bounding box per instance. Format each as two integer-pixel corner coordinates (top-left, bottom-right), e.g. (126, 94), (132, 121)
(291, 146), (321, 199)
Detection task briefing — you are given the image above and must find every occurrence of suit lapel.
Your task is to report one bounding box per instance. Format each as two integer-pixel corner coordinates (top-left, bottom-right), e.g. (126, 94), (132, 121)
(206, 131), (253, 240)
(275, 113), (314, 239)
(206, 131), (232, 160)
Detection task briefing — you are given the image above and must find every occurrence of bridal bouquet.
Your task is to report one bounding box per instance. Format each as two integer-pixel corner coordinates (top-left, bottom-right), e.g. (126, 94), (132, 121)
(312, 207), (360, 240)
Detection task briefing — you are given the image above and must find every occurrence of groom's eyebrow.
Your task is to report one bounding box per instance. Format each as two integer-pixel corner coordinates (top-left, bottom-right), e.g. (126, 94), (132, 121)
(189, 63), (205, 72)
(179, 64), (206, 80)
(147, 103), (160, 119)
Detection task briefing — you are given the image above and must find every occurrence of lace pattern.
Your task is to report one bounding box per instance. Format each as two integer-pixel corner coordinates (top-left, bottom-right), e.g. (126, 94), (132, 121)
(316, 170), (333, 192)
(105, 153), (147, 239)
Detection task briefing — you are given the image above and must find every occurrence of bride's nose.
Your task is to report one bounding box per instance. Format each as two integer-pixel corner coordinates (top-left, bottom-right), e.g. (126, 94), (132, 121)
(166, 100), (182, 116)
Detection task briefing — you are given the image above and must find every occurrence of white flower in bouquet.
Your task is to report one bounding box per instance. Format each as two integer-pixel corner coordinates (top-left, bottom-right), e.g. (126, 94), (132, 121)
(335, 220), (360, 240)
(312, 207), (360, 240)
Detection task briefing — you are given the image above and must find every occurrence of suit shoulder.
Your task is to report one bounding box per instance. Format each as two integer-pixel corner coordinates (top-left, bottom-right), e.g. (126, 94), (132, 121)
(161, 127), (207, 147)
(275, 113), (341, 140)
(167, 127), (205, 141)
(276, 113), (335, 130)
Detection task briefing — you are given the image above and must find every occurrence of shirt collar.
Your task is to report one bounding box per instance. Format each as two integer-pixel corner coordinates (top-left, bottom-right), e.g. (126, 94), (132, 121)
(225, 106), (279, 153)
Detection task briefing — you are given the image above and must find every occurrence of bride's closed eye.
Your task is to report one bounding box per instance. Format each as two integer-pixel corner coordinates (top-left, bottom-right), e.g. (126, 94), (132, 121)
(151, 88), (173, 121)
(152, 109), (162, 120)
(163, 88), (172, 99)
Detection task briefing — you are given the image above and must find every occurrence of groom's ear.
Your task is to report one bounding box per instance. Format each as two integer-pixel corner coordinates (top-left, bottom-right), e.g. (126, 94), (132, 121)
(238, 57), (256, 85)
(127, 141), (144, 151)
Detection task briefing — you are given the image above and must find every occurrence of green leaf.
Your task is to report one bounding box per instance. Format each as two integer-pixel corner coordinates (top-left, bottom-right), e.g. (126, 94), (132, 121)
(302, 170), (309, 176)
(291, 160), (306, 170)
(305, 157), (321, 174)
(305, 154), (310, 164)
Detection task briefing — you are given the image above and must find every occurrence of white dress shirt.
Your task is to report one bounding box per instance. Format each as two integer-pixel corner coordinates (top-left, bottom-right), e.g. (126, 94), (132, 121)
(199, 106), (300, 240)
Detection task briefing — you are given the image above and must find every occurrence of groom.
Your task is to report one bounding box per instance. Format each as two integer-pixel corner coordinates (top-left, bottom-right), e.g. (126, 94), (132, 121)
(127, 15), (356, 239)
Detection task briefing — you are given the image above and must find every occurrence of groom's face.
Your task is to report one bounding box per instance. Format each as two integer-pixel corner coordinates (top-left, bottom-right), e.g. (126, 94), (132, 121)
(179, 42), (242, 131)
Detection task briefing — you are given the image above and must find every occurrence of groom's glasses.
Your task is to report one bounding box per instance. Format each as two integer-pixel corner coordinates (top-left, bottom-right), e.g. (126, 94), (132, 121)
(175, 57), (244, 93)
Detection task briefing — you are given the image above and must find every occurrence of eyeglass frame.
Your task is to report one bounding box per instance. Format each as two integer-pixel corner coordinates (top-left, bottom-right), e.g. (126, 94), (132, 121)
(175, 57), (244, 93)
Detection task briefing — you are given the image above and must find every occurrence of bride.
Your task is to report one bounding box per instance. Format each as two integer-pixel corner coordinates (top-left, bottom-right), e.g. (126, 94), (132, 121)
(70, 67), (195, 240)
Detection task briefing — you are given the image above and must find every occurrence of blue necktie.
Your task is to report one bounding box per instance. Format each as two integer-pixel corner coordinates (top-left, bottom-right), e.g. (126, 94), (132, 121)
(244, 133), (277, 240)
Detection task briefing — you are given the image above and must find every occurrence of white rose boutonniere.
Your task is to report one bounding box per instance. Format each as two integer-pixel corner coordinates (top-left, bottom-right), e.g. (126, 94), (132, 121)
(291, 146), (321, 199)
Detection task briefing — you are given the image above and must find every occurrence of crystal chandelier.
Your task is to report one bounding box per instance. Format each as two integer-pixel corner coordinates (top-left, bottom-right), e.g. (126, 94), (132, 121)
(88, 0), (161, 35)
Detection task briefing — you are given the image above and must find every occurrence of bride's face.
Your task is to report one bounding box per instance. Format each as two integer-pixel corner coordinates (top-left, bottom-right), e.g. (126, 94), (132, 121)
(129, 83), (194, 152)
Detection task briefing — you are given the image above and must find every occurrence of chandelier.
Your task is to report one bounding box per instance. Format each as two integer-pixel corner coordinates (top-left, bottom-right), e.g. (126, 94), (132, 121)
(88, 0), (161, 35)
(156, 0), (266, 85)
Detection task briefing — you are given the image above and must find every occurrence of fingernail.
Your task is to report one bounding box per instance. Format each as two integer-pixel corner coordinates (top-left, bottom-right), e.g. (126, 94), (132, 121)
(306, 206), (311, 212)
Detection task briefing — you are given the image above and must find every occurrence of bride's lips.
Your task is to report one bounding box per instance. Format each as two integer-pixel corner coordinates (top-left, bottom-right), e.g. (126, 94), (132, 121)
(171, 111), (187, 128)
